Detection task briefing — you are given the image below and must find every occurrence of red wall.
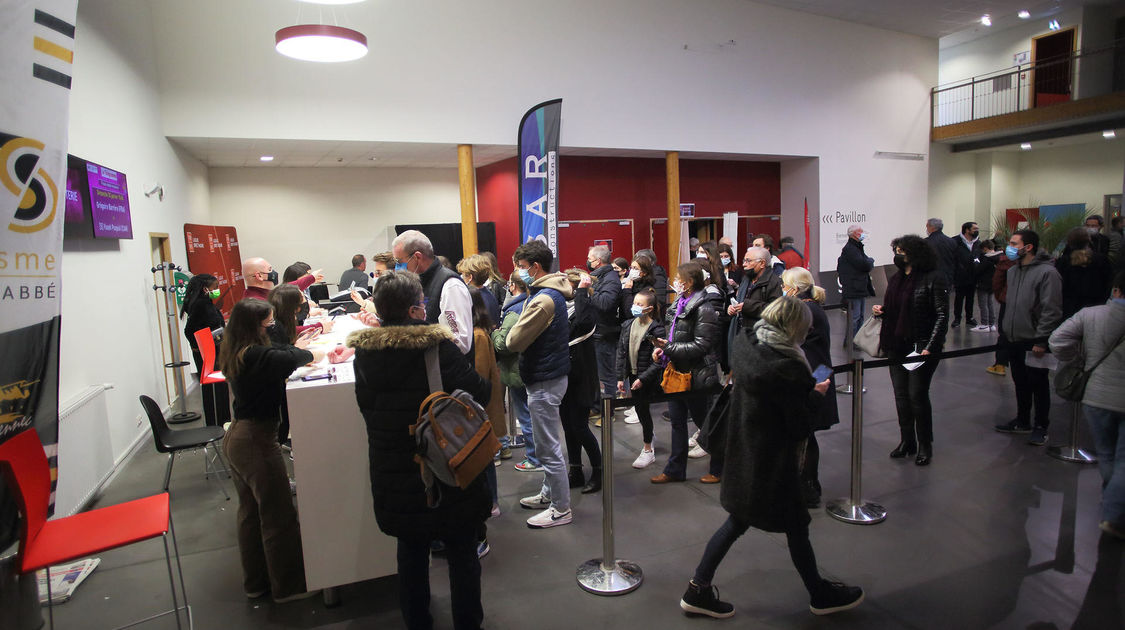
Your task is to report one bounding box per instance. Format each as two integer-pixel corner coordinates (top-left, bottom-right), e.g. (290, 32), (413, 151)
(475, 155), (780, 274)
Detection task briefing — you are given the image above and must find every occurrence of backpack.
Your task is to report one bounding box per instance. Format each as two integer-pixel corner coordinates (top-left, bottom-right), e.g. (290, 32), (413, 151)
(409, 346), (500, 507)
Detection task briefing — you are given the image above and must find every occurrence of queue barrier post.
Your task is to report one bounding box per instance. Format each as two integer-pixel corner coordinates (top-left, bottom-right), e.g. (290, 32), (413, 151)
(1046, 402), (1097, 464)
(836, 302), (865, 395)
(826, 358), (886, 525)
(576, 397), (643, 595)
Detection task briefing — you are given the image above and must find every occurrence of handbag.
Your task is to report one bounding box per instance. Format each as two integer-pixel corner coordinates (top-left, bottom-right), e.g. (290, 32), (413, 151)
(696, 380), (731, 455)
(852, 316), (884, 357)
(661, 363), (692, 394)
(1054, 329), (1125, 402)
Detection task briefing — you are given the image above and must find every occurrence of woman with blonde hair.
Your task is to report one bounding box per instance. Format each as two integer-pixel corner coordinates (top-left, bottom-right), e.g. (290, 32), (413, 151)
(458, 254), (501, 329)
(780, 267), (838, 508)
(679, 296), (862, 619)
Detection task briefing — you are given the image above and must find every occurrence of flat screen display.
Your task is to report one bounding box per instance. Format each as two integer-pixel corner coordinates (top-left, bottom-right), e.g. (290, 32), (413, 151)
(64, 167), (84, 223)
(86, 162), (133, 239)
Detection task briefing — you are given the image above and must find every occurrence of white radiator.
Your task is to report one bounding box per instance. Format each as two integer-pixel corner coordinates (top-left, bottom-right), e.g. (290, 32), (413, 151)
(53, 384), (115, 517)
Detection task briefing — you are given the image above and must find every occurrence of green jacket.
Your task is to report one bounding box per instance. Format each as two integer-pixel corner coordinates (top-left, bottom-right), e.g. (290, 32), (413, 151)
(491, 309), (524, 388)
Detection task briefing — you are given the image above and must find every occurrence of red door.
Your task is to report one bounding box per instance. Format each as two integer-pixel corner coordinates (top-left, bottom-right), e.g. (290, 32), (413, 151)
(555, 220), (636, 271)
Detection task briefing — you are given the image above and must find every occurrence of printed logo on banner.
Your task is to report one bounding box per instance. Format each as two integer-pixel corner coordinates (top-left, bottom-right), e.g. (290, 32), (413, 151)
(1, 135), (59, 234)
(0, 380), (40, 430)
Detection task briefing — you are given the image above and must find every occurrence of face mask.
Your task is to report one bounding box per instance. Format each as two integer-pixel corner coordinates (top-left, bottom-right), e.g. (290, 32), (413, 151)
(783, 285), (798, 296)
(1112, 297), (1125, 306)
(627, 269), (640, 280)
(394, 262), (408, 272)
(586, 260), (596, 271)
(696, 252), (707, 259)
(858, 232), (867, 242)
(893, 254), (906, 269)
(672, 280), (685, 294)
(701, 270), (711, 281)
(297, 301), (310, 321)
(208, 289), (220, 300)
(720, 256), (731, 267)
(263, 269), (278, 285)
(1087, 227), (1099, 236)
(1005, 245), (1020, 261)
(745, 267), (759, 281)
(518, 268), (533, 285)
(630, 304), (646, 317)
(969, 231), (979, 240)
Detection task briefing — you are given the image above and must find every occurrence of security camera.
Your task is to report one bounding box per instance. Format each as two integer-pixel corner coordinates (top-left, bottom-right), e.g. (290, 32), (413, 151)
(143, 182), (164, 201)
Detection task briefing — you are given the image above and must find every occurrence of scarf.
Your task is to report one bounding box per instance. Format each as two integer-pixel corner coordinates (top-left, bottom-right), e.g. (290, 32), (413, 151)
(753, 319), (810, 371)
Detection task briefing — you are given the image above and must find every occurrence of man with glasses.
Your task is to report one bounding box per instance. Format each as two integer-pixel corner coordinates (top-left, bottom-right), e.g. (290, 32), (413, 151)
(727, 246), (783, 334)
(390, 230), (473, 355)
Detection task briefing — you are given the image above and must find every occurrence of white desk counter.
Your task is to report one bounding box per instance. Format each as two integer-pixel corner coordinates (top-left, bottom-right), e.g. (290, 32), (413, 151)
(285, 316), (398, 590)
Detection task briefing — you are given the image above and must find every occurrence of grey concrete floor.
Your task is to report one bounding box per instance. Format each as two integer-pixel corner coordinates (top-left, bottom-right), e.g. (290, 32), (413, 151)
(45, 313), (1124, 629)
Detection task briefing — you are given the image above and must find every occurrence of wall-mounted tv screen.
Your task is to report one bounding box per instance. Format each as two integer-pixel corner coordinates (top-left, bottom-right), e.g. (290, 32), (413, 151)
(63, 156), (133, 240)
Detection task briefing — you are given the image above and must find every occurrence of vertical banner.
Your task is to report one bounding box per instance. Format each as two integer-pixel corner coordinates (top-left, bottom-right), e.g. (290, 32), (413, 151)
(0, 0), (79, 540)
(722, 211), (739, 256)
(184, 223), (245, 318)
(518, 99), (562, 258)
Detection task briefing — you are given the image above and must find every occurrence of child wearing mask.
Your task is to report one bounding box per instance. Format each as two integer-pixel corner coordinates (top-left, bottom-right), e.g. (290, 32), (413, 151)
(616, 289), (666, 468)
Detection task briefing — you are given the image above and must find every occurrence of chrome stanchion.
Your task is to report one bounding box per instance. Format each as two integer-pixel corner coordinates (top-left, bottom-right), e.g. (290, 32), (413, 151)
(1047, 402), (1097, 464)
(577, 397), (643, 595)
(836, 303), (865, 395)
(826, 359), (886, 525)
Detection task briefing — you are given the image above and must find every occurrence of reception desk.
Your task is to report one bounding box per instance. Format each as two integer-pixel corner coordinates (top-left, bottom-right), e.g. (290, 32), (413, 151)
(285, 316), (398, 590)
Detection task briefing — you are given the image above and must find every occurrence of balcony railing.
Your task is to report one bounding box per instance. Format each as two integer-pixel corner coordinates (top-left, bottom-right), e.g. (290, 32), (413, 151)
(931, 39), (1124, 129)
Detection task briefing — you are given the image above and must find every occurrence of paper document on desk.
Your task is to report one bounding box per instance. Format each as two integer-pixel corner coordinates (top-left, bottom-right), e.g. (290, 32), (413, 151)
(1024, 353), (1057, 370)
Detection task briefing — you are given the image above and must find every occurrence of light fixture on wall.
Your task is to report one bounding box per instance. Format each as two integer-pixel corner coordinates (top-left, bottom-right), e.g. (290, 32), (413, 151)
(275, 25), (368, 62)
(1020, 143), (1032, 150)
(980, 14), (991, 27)
(1104, 130), (1117, 139)
(260, 155), (275, 162)
(1048, 19), (1061, 31)
(1018, 10), (1030, 19)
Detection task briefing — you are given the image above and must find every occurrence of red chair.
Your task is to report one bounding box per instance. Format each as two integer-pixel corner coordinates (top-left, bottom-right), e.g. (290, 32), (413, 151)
(0, 429), (189, 629)
(193, 327), (226, 423)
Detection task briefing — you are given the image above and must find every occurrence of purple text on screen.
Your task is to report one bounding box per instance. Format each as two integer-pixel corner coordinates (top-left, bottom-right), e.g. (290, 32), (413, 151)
(87, 162), (133, 239)
(64, 167), (84, 223)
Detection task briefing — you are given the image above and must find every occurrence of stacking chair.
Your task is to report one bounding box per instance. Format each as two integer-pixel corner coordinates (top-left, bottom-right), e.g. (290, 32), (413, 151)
(139, 395), (229, 501)
(192, 328), (227, 426)
(0, 429), (190, 629)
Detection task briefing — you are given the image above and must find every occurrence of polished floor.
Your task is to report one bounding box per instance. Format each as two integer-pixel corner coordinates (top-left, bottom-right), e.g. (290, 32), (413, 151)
(47, 313), (1123, 629)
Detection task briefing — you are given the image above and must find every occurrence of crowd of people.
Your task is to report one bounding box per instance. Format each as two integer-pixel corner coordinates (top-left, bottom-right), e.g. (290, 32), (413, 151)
(174, 214), (1125, 627)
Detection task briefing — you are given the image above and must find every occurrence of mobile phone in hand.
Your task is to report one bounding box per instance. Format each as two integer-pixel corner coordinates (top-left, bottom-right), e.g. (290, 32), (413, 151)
(812, 364), (832, 381)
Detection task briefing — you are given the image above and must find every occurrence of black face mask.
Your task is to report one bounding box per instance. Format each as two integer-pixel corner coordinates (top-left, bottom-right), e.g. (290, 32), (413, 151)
(263, 269), (278, 285)
(893, 254), (907, 270)
(297, 300), (310, 323)
(969, 231), (979, 239)
(586, 260), (596, 272)
(745, 267), (759, 281)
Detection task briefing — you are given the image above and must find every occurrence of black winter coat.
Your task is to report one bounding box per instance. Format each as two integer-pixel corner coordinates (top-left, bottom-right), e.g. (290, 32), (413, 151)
(974, 253), (998, 291)
(664, 291), (720, 391)
(880, 268), (949, 355)
(183, 297), (224, 352)
(738, 267), (783, 331)
(952, 237), (982, 288)
(616, 317), (666, 388)
(720, 332), (821, 532)
(348, 322), (491, 540)
(800, 295), (839, 431)
(563, 290), (600, 410)
(926, 230), (958, 285)
(836, 238), (875, 299)
(1057, 250), (1113, 318)
(589, 264), (623, 337)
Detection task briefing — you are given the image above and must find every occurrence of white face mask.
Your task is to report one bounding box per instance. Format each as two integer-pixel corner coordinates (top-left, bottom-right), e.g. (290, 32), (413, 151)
(720, 256), (731, 267)
(627, 268), (640, 280)
(696, 252), (707, 259)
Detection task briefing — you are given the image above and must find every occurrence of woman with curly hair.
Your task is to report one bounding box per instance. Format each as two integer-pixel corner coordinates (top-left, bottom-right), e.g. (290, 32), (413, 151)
(872, 234), (949, 466)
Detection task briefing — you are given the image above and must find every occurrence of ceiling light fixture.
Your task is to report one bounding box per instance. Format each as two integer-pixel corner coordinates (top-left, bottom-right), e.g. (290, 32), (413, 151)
(260, 156), (275, 162)
(1020, 143), (1032, 150)
(275, 24), (368, 62)
(1104, 130), (1117, 139)
(980, 14), (991, 26)
(1018, 10), (1030, 19)
(1048, 20), (1060, 31)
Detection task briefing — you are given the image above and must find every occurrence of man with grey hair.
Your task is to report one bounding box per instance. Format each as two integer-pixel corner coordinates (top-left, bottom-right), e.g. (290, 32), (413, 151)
(925, 218), (957, 286)
(586, 244), (623, 403)
(727, 246), (783, 335)
(836, 225), (874, 338)
(391, 230), (473, 355)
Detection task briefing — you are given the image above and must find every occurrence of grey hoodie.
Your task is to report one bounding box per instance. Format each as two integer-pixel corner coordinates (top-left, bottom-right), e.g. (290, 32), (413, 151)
(1001, 249), (1062, 344)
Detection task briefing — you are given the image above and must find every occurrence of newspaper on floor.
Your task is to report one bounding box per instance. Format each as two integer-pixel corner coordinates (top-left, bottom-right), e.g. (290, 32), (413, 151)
(37, 558), (100, 604)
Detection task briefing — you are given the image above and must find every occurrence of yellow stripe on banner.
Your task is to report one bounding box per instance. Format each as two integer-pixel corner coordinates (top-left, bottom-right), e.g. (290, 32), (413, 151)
(34, 36), (73, 64)
(50, 467), (58, 482)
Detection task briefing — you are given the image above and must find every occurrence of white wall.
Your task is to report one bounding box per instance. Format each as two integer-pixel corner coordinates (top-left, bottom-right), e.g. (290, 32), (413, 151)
(207, 167), (461, 278)
(928, 144), (976, 228)
(148, 0), (937, 271)
(64, 0), (210, 462)
(1016, 140), (1125, 210)
(938, 7), (1086, 85)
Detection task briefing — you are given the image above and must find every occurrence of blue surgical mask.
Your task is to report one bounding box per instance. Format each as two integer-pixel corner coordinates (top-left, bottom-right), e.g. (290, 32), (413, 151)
(394, 262), (408, 271)
(696, 252), (707, 259)
(858, 232), (867, 242)
(719, 256), (731, 267)
(518, 268), (533, 285)
(1112, 297), (1125, 306)
(630, 305), (645, 317)
(1005, 245), (1020, 261)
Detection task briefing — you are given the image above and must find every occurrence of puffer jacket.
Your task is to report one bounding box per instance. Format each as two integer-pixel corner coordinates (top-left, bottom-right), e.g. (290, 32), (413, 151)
(663, 290), (720, 391)
(347, 322), (491, 539)
(492, 292), (529, 387)
(616, 316), (666, 387)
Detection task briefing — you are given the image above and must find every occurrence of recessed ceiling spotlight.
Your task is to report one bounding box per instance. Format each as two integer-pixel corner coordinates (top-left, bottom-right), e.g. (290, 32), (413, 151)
(980, 14), (991, 26)
(260, 156), (275, 162)
(1020, 143), (1032, 150)
(1048, 19), (1060, 31)
(1018, 10), (1030, 19)
(1104, 130), (1117, 139)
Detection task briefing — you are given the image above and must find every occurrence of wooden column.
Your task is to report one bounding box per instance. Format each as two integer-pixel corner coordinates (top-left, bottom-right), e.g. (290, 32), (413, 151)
(458, 144), (478, 258)
(665, 151), (681, 271)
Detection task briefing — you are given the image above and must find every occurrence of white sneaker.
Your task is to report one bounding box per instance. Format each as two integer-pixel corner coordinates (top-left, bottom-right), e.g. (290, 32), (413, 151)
(526, 506), (572, 529)
(632, 448), (655, 469)
(970, 324), (989, 332)
(519, 492), (551, 510)
(989, 325), (997, 332)
(623, 408), (640, 424)
(688, 429), (700, 449)
(688, 443), (708, 459)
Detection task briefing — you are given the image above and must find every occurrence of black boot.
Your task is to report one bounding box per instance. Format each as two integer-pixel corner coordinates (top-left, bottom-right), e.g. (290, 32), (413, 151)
(915, 442), (932, 466)
(581, 468), (602, 494)
(889, 440), (917, 458)
(568, 465), (585, 488)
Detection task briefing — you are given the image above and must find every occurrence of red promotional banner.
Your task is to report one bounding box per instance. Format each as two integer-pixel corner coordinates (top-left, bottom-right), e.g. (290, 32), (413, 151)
(183, 223), (244, 318)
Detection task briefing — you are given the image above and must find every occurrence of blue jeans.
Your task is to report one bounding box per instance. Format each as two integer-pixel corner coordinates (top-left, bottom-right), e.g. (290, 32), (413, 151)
(510, 386), (538, 465)
(527, 375), (570, 512)
(1084, 404), (1125, 526)
(846, 298), (865, 339)
(397, 528), (482, 630)
(594, 336), (618, 399)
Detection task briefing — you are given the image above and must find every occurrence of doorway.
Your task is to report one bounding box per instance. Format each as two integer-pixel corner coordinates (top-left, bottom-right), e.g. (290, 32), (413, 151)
(1032, 27), (1075, 107)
